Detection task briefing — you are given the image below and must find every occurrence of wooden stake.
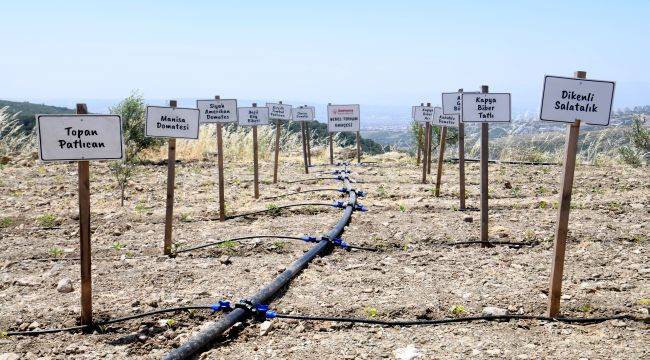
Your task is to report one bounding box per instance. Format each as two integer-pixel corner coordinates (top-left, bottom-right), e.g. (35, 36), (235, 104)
(252, 103), (259, 199)
(163, 100), (177, 256)
(306, 122), (312, 166)
(273, 101), (282, 183)
(427, 103), (433, 174)
(416, 102), (423, 165)
(329, 133), (334, 165)
(356, 131), (361, 163)
(435, 126), (447, 197)
(421, 121), (430, 183)
(548, 71), (586, 317)
(215, 96), (226, 221)
(458, 89), (466, 211)
(76, 103), (92, 327)
(301, 120), (309, 174)
(479, 86), (489, 247)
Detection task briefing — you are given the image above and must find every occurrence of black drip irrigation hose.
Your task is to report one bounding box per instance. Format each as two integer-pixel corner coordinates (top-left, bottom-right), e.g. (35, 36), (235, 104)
(164, 176), (360, 360)
(446, 158), (559, 166)
(174, 235), (378, 254)
(225, 203), (334, 220)
(281, 177), (341, 184)
(262, 188), (342, 200)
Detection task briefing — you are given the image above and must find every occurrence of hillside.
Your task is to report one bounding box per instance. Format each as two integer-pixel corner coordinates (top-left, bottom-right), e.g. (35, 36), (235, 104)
(0, 100), (75, 133)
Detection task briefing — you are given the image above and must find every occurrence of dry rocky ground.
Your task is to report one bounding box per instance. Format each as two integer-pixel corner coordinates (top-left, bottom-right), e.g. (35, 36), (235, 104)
(0, 150), (648, 359)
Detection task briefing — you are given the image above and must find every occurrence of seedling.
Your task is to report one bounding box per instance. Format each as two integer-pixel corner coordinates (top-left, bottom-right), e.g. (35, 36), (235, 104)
(134, 201), (147, 214)
(511, 186), (521, 197)
(0, 217), (13, 229)
(377, 185), (387, 198)
(266, 204), (281, 216)
(364, 307), (378, 318)
(536, 186), (549, 195)
(638, 299), (650, 306)
(112, 241), (126, 251)
(451, 305), (466, 315)
(36, 214), (57, 229)
(398, 204), (406, 212)
(577, 304), (592, 313)
(165, 319), (176, 328)
(0, 331), (7, 338)
(48, 247), (64, 257)
(272, 240), (285, 250)
(186, 309), (197, 318)
(217, 240), (238, 248)
(523, 229), (536, 241)
(538, 200), (548, 209)
(179, 213), (191, 222)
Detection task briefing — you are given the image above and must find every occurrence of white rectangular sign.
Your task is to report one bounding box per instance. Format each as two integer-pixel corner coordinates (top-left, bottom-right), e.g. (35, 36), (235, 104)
(145, 106), (200, 139)
(267, 103), (293, 121)
(413, 106), (442, 123)
(540, 75), (615, 126)
(442, 92), (462, 115)
(292, 106), (315, 121)
(461, 93), (511, 123)
(238, 107), (270, 126)
(196, 99), (238, 124)
(432, 113), (460, 127)
(36, 115), (124, 162)
(327, 104), (360, 132)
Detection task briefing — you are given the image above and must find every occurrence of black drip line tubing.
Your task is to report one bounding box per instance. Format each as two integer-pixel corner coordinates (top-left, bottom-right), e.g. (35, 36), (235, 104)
(446, 158), (559, 166)
(262, 188), (343, 200)
(224, 203), (334, 220)
(174, 235), (377, 254)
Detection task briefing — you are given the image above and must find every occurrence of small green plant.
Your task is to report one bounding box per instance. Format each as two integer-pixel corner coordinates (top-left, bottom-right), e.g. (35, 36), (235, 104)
(538, 200), (548, 209)
(0, 331), (8, 338)
(377, 185), (387, 198)
(451, 204), (459, 211)
(112, 241), (126, 250)
(0, 217), (14, 228)
(266, 204), (281, 216)
(577, 304), (592, 313)
(536, 186), (548, 196)
(607, 201), (622, 212)
(125, 251), (134, 258)
(511, 186), (521, 197)
(398, 204), (406, 212)
(165, 319), (176, 328)
(638, 298), (650, 306)
(37, 214), (57, 229)
(179, 212), (191, 222)
(186, 309), (197, 318)
(523, 229), (536, 241)
(48, 247), (64, 257)
(364, 307), (378, 318)
(217, 240), (238, 248)
(272, 240), (285, 250)
(451, 305), (466, 315)
(134, 201), (147, 213)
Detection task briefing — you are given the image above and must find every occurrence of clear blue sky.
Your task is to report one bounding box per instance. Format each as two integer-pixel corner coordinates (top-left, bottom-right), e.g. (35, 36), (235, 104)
(1, 0), (648, 110)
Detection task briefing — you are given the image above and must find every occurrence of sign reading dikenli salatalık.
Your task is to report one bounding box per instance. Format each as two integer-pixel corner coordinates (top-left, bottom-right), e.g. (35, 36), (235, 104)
(196, 99), (238, 123)
(328, 104), (360, 132)
(461, 93), (511, 123)
(36, 115), (124, 162)
(145, 106), (200, 139)
(413, 106), (442, 123)
(292, 106), (315, 121)
(238, 107), (270, 126)
(267, 103), (293, 121)
(540, 75), (615, 126)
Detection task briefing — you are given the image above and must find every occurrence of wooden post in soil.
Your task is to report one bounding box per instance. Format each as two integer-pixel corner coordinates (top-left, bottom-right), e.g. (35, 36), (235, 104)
(427, 103), (433, 174)
(300, 115), (309, 174)
(479, 86), (489, 247)
(435, 125), (447, 196)
(306, 122), (312, 166)
(163, 100), (177, 256)
(273, 101), (283, 183)
(417, 102), (423, 165)
(547, 71), (586, 317)
(457, 89), (466, 211)
(356, 131), (361, 163)
(76, 103), (92, 328)
(421, 104), (431, 184)
(215, 96), (226, 221)
(328, 103), (334, 165)
(252, 103), (260, 199)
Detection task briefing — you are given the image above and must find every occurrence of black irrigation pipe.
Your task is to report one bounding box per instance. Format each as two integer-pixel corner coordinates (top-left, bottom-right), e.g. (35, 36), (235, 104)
(281, 176), (343, 184)
(174, 235), (378, 254)
(164, 177), (360, 360)
(224, 203), (334, 220)
(446, 158), (559, 166)
(262, 188), (343, 200)
(4, 306), (215, 336)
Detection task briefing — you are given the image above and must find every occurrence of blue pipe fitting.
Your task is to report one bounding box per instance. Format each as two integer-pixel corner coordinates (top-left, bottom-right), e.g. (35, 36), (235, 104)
(211, 300), (232, 312)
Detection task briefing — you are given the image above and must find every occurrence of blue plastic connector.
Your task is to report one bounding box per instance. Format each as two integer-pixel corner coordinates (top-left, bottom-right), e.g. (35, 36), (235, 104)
(338, 187), (348, 193)
(354, 204), (368, 212)
(256, 304), (277, 319)
(355, 190), (366, 197)
(331, 237), (350, 249)
(331, 201), (346, 209)
(300, 235), (318, 243)
(211, 300), (232, 312)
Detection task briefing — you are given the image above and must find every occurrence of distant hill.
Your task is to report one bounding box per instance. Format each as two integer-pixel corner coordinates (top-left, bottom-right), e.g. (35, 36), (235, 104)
(0, 100), (74, 133)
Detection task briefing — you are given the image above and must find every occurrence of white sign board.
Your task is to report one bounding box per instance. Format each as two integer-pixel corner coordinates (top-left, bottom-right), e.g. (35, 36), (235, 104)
(145, 106), (200, 139)
(432, 113), (460, 127)
(238, 107), (270, 126)
(461, 93), (511, 123)
(413, 106), (442, 123)
(540, 75), (615, 126)
(327, 104), (360, 132)
(196, 99), (238, 124)
(442, 92), (462, 115)
(36, 115), (124, 162)
(292, 106), (315, 121)
(267, 103), (293, 121)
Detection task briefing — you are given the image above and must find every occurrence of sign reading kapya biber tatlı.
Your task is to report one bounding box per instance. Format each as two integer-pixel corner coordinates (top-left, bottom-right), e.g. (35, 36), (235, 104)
(36, 115), (124, 161)
(145, 106), (200, 138)
(461, 93), (511, 123)
(327, 104), (360, 132)
(196, 99), (238, 123)
(238, 106), (270, 126)
(540, 75), (615, 126)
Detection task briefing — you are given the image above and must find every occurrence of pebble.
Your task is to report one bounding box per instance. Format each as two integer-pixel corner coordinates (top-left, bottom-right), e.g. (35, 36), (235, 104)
(482, 307), (508, 317)
(294, 324), (305, 333)
(463, 215), (473, 223)
(0, 353), (21, 360)
(56, 278), (74, 293)
(259, 321), (273, 336)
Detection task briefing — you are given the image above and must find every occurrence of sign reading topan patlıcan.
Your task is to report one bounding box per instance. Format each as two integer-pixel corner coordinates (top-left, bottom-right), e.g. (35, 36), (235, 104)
(238, 107), (270, 126)
(433, 113), (460, 127)
(540, 75), (615, 126)
(196, 99), (238, 123)
(36, 115), (124, 162)
(145, 106), (200, 139)
(461, 93), (511, 123)
(327, 104), (360, 132)
(292, 106), (315, 121)
(267, 103), (293, 121)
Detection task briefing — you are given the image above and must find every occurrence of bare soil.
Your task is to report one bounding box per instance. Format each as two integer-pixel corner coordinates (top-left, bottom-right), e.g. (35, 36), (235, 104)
(0, 152), (648, 359)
